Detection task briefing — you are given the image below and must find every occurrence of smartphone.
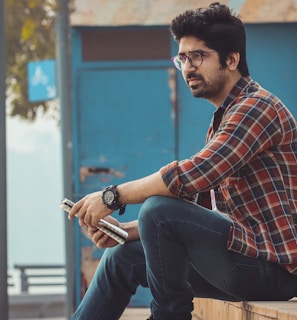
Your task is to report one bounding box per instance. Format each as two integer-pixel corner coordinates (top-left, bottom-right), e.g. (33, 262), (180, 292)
(60, 198), (128, 245)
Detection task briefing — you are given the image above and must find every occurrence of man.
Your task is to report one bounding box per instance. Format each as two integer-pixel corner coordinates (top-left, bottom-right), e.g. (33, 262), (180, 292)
(69, 3), (297, 320)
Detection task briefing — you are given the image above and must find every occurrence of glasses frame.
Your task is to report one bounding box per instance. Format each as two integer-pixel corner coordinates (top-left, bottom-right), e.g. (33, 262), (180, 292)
(171, 50), (214, 70)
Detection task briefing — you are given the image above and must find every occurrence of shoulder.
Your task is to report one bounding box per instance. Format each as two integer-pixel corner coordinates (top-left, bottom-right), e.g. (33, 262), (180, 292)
(226, 80), (289, 122)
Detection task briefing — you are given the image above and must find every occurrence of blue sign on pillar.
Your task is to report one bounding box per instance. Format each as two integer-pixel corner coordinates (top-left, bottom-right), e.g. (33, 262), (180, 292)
(27, 60), (57, 102)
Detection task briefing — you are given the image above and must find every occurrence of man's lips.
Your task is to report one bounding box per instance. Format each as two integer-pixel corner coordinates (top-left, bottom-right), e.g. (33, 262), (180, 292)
(188, 78), (200, 86)
(186, 74), (203, 87)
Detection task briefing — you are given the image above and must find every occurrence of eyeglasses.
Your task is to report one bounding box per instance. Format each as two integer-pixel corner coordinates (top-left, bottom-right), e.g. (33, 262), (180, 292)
(171, 50), (214, 70)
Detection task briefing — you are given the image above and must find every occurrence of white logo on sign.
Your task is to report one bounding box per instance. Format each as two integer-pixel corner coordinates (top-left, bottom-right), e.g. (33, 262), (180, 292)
(31, 66), (49, 86)
(46, 85), (56, 98)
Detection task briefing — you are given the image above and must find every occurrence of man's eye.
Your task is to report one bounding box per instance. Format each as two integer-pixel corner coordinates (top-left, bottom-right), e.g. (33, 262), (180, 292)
(192, 52), (202, 58)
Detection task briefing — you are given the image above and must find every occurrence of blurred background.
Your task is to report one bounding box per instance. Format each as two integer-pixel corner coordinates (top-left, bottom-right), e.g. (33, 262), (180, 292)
(5, 0), (65, 274)
(6, 112), (64, 286)
(2, 0), (297, 319)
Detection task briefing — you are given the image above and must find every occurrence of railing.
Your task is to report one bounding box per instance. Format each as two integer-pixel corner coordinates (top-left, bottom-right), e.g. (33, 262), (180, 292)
(7, 273), (14, 287)
(12, 264), (66, 293)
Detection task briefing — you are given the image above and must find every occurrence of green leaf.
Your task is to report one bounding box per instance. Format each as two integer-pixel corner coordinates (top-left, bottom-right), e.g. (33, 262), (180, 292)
(21, 19), (36, 41)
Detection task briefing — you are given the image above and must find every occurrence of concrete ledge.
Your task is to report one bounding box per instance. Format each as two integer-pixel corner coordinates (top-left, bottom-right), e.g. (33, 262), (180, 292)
(192, 297), (297, 320)
(9, 294), (66, 319)
(9, 295), (297, 319)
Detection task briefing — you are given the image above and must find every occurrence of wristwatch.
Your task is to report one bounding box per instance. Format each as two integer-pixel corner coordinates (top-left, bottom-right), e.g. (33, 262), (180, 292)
(102, 185), (126, 215)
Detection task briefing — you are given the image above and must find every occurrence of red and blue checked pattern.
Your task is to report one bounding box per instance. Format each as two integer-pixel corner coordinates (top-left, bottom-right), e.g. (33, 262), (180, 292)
(161, 77), (297, 274)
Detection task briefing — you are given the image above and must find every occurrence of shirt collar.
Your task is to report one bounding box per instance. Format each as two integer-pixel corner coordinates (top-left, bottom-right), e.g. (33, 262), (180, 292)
(211, 76), (252, 132)
(219, 76), (252, 111)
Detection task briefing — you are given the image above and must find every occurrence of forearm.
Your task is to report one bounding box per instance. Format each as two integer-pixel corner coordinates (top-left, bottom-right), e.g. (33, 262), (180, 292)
(117, 171), (175, 205)
(69, 171), (176, 228)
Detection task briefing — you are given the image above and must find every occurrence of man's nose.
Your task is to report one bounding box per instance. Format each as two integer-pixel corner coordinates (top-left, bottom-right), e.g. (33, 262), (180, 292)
(183, 58), (196, 72)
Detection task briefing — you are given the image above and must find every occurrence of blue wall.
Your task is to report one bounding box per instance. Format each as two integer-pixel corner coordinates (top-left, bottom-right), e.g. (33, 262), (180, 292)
(246, 23), (297, 120)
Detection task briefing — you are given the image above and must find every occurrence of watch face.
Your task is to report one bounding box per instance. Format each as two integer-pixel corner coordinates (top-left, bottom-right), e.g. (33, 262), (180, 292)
(103, 190), (115, 205)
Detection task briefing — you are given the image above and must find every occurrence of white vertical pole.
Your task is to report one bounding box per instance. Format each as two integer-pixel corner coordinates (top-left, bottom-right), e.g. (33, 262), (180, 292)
(0, 0), (8, 317)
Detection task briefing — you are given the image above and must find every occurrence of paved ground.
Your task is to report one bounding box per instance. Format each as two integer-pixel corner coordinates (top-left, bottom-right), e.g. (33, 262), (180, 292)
(11, 308), (151, 320)
(121, 308), (150, 320)
(11, 318), (65, 320)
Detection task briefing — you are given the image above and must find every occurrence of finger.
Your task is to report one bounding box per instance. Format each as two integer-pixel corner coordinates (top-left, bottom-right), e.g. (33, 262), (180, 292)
(68, 199), (84, 219)
(75, 203), (90, 227)
(91, 229), (105, 246)
(76, 210), (86, 227)
(95, 233), (110, 248)
(83, 211), (94, 227)
(87, 227), (97, 238)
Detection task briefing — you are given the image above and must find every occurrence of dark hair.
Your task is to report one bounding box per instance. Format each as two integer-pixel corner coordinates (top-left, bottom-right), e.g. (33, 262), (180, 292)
(170, 2), (249, 76)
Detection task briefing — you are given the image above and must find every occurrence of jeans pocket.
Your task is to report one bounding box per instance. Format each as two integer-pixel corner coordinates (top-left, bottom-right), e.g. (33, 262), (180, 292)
(222, 263), (278, 301)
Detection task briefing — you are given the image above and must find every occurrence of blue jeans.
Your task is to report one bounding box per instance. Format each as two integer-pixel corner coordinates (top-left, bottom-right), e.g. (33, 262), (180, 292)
(72, 196), (297, 320)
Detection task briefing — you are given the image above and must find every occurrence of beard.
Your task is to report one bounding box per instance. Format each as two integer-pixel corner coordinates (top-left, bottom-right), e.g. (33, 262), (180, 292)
(186, 67), (226, 100)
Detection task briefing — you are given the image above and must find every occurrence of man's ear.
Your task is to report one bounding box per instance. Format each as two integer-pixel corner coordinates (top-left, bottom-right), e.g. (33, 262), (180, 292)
(226, 52), (240, 71)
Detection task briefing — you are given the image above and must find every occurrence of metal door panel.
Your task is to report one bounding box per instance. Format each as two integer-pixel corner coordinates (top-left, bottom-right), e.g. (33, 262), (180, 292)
(74, 67), (175, 306)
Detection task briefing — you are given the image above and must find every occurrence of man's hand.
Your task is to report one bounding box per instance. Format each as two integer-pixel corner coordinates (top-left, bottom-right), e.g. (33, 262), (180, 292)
(68, 191), (113, 228)
(88, 215), (122, 248)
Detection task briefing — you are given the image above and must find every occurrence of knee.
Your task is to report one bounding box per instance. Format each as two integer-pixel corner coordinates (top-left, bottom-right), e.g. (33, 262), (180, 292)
(99, 245), (123, 271)
(138, 196), (174, 232)
(99, 244), (134, 276)
(139, 196), (162, 225)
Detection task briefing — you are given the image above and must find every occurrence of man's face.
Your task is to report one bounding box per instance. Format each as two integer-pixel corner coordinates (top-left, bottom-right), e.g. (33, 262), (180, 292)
(178, 36), (228, 104)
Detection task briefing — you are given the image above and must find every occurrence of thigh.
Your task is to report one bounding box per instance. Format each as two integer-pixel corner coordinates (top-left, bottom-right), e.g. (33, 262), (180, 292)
(171, 202), (297, 301)
(174, 202), (297, 301)
(140, 196), (297, 301)
(189, 251), (297, 301)
(187, 265), (239, 301)
(139, 196), (234, 296)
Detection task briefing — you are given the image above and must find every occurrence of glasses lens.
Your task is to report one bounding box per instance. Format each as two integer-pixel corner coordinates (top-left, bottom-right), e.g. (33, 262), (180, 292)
(189, 52), (202, 68)
(171, 56), (182, 70)
(172, 53), (202, 70)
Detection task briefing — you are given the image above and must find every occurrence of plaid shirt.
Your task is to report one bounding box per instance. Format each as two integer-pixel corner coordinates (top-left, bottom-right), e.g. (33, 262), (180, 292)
(160, 76), (297, 274)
